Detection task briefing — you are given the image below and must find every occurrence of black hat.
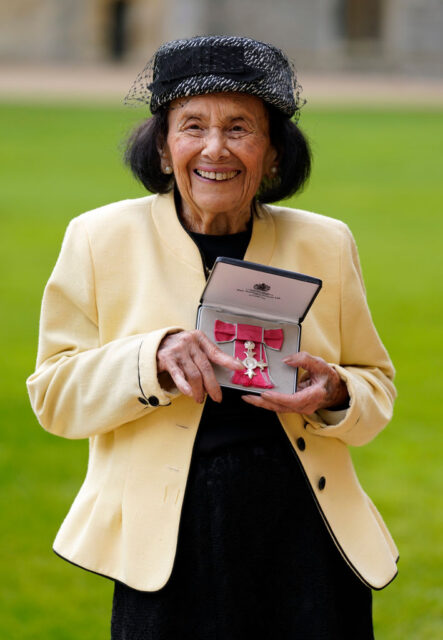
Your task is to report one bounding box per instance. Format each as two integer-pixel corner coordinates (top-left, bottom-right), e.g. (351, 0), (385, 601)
(125, 35), (304, 119)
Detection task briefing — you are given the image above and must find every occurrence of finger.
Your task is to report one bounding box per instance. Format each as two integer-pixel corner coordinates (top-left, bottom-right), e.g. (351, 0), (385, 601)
(241, 394), (296, 413)
(191, 349), (223, 403)
(283, 350), (325, 371)
(261, 385), (326, 414)
(178, 357), (206, 404)
(164, 362), (193, 398)
(196, 332), (244, 371)
(260, 389), (303, 404)
(262, 385), (325, 406)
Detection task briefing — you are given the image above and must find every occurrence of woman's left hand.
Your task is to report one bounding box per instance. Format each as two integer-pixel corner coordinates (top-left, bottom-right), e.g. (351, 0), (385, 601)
(241, 351), (349, 414)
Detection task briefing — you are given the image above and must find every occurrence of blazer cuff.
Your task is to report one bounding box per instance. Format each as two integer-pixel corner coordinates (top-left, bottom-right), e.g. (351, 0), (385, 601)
(137, 327), (182, 407)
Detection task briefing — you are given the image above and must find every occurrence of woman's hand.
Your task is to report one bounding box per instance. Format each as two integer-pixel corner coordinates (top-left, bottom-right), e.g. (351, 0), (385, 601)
(241, 351), (349, 414)
(157, 330), (244, 404)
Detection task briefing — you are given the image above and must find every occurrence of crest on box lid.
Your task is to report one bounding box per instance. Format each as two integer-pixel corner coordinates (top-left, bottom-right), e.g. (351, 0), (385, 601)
(200, 257), (322, 324)
(253, 282), (271, 292)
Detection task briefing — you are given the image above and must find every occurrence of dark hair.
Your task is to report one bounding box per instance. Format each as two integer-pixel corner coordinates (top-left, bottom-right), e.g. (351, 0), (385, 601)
(124, 103), (311, 203)
(258, 105), (311, 203)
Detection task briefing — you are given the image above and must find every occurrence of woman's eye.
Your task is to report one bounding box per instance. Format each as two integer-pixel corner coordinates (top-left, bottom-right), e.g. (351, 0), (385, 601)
(186, 123), (202, 131)
(228, 124), (250, 136)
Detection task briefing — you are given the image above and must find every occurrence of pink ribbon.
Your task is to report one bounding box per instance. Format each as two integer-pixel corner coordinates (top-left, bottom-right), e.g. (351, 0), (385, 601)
(214, 319), (284, 388)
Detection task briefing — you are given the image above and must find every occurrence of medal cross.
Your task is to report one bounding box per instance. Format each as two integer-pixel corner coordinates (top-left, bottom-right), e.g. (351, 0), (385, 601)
(239, 340), (268, 380)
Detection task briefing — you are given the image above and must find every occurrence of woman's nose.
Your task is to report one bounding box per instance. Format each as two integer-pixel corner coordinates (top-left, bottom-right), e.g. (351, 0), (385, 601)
(202, 128), (229, 160)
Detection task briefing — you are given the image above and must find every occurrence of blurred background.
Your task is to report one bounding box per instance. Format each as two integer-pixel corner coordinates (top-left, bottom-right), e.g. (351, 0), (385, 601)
(1, 0), (443, 103)
(1, 0), (443, 73)
(1, 1), (442, 639)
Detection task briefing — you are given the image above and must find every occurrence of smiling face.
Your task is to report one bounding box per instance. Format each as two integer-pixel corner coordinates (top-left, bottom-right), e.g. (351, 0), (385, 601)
(161, 93), (277, 234)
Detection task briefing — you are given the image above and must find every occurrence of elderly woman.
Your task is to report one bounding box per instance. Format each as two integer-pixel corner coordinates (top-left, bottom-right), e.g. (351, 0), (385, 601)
(27, 36), (397, 640)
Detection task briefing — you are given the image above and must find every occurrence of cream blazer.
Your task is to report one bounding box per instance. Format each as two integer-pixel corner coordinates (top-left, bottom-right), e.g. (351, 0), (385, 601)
(27, 192), (398, 591)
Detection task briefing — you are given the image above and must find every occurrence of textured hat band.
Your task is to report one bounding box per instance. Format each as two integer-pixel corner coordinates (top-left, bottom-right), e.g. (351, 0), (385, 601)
(149, 43), (265, 95)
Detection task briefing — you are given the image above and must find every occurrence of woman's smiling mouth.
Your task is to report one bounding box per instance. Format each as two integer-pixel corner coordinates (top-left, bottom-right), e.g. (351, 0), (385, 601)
(194, 169), (240, 181)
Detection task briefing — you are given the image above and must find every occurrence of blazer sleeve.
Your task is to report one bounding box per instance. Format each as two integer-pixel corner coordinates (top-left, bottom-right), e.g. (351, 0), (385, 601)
(304, 223), (396, 446)
(26, 217), (181, 440)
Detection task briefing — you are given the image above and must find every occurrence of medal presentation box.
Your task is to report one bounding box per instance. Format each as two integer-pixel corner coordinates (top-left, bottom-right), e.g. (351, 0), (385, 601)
(196, 258), (322, 395)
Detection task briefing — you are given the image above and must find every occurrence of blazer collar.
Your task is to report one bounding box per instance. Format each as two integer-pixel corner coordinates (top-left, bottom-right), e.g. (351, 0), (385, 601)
(151, 192), (276, 271)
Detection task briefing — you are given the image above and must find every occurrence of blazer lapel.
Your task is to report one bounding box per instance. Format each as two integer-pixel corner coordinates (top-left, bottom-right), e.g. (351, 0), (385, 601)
(244, 202), (275, 265)
(151, 192), (205, 275)
(151, 192), (276, 270)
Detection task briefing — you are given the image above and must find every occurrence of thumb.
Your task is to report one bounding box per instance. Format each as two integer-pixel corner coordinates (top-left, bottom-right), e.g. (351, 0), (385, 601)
(283, 351), (312, 368)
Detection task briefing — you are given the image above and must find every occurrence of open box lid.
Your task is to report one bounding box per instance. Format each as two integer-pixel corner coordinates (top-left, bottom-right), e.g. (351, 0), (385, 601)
(200, 257), (322, 324)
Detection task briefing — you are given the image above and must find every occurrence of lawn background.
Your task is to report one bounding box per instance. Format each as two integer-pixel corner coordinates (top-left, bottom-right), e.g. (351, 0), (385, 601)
(1, 102), (442, 638)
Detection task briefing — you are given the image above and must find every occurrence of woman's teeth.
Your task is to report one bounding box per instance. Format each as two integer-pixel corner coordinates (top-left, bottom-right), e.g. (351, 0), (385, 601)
(195, 169), (239, 181)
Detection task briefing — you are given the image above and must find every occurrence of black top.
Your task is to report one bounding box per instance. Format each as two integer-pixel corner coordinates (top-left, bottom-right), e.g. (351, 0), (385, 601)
(188, 225), (252, 277)
(110, 218), (374, 639)
(188, 223), (284, 454)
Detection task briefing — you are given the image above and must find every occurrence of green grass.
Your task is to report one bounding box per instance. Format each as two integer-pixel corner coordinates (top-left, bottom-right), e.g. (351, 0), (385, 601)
(1, 102), (442, 638)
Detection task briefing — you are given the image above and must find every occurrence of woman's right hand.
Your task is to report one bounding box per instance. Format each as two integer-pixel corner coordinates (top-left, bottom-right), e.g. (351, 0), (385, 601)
(156, 330), (244, 404)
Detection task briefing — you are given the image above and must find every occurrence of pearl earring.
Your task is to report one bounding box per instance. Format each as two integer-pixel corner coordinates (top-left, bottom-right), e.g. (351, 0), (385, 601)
(164, 165), (173, 175)
(270, 166), (278, 175)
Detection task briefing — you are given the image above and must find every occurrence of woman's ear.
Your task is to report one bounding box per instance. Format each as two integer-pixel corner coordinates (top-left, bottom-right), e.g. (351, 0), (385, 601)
(264, 145), (279, 178)
(158, 144), (173, 175)
(264, 147), (279, 180)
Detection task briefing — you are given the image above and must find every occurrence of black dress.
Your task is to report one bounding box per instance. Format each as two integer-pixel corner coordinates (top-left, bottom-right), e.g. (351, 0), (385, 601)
(111, 229), (374, 640)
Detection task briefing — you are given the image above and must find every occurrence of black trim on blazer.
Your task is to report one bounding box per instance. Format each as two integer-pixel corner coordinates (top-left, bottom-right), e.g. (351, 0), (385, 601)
(282, 429), (399, 591)
(53, 548), (115, 585)
(136, 340), (169, 408)
(137, 339), (150, 405)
